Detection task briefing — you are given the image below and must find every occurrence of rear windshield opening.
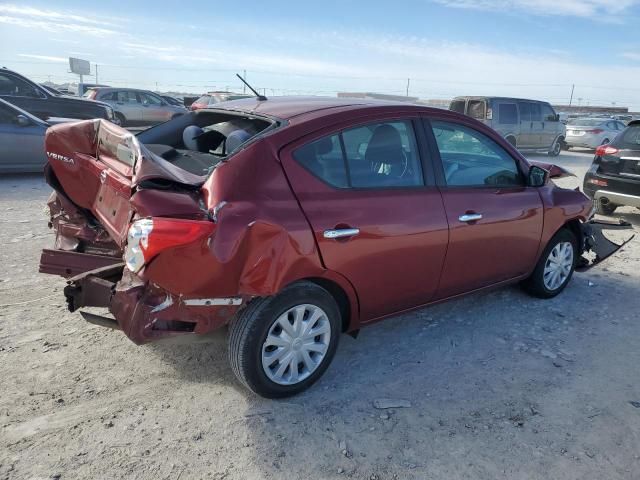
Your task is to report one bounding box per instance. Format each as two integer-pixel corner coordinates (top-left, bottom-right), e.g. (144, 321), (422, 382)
(467, 100), (486, 120)
(139, 111), (275, 176)
(618, 125), (640, 148)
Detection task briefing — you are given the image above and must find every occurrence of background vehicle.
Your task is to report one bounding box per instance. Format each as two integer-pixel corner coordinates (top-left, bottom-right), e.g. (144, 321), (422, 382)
(75, 83), (110, 97)
(85, 87), (187, 126)
(41, 97), (615, 398)
(0, 98), (75, 173)
(565, 118), (626, 150)
(583, 120), (640, 214)
(0, 68), (114, 122)
(449, 96), (565, 156)
(190, 91), (253, 110)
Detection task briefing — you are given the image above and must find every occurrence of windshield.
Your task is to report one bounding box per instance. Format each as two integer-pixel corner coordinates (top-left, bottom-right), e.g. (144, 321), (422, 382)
(567, 118), (603, 127)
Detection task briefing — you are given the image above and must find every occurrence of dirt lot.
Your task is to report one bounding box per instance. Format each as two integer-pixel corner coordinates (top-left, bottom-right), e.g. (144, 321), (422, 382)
(1, 150), (639, 480)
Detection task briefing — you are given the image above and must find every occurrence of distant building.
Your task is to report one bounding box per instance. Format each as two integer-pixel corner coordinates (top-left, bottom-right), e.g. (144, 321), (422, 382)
(552, 105), (629, 114)
(337, 92), (420, 103)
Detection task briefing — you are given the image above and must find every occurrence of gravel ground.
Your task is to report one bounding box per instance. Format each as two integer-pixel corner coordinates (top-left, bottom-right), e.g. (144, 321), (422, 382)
(1, 150), (639, 480)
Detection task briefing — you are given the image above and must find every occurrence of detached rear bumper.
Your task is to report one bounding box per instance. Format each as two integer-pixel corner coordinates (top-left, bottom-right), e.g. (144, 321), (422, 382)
(578, 219), (635, 271)
(44, 254), (246, 344)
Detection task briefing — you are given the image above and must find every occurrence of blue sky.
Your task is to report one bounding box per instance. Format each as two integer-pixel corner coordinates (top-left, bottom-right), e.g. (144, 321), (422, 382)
(1, 1), (640, 109)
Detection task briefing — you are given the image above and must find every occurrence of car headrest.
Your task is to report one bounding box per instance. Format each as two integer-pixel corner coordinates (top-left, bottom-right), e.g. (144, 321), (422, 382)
(365, 124), (404, 165)
(183, 125), (204, 151)
(225, 129), (252, 154)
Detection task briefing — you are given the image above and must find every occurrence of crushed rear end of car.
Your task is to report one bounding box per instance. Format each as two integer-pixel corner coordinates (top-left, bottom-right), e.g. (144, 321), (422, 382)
(39, 113), (282, 344)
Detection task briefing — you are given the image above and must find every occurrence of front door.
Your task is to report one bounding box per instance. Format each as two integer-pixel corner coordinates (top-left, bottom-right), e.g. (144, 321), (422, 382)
(139, 92), (167, 124)
(281, 117), (449, 322)
(427, 118), (543, 299)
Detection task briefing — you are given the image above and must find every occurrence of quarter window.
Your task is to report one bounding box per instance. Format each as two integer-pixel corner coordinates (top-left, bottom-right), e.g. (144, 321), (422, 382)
(294, 120), (424, 188)
(431, 120), (523, 187)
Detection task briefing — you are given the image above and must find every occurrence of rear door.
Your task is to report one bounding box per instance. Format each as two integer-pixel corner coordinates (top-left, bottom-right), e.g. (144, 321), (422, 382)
(280, 116), (449, 322)
(426, 117), (543, 299)
(115, 90), (143, 123)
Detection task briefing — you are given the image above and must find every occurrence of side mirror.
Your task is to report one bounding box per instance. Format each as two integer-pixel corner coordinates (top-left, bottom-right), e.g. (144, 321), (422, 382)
(528, 165), (548, 187)
(16, 114), (30, 127)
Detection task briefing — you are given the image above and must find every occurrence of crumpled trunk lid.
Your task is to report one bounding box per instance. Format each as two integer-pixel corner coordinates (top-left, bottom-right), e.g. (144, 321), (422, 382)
(45, 119), (204, 247)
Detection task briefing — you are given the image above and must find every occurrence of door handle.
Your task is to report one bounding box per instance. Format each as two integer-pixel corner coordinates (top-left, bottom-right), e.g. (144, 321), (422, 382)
(458, 213), (483, 223)
(323, 228), (360, 239)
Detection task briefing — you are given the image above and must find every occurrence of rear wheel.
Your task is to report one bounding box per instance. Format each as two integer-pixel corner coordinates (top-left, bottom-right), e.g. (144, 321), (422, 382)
(113, 112), (126, 127)
(228, 281), (341, 398)
(522, 229), (577, 298)
(595, 199), (618, 215)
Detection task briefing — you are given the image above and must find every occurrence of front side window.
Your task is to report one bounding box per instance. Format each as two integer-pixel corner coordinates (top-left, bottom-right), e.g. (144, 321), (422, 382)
(0, 74), (41, 98)
(140, 92), (162, 105)
(498, 103), (518, 125)
(293, 120), (424, 188)
(541, 103), (556, 121)
(431, 120), (523, 187)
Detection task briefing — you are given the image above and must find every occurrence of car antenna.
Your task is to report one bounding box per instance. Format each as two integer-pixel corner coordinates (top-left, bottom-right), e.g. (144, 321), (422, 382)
(236, 73), (267, 101)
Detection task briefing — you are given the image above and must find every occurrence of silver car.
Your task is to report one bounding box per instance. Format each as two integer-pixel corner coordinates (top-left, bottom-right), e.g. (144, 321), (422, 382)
(565, 118), (626, 149)
(0, 98), (75, 173)
(84, 88), (186, 127)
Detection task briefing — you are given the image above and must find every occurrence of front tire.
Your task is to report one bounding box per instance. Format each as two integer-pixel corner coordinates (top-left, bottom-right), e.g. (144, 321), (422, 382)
(548, 139), (562, 157)
(522, 229), (577, 299)
(228, 281), (341, 398)
(113, 112), (126, 127)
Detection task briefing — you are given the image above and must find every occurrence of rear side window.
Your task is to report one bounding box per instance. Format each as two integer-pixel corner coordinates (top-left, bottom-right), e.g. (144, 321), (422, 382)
(529, 103), (542, 121)
(467, 100), (486, 120)
(431, 120), (523, 187)
(498, 104), (518, 125)
(616, 125), (640, 149)
(294, 120), (424, 188)
(450, 100), (465, 114)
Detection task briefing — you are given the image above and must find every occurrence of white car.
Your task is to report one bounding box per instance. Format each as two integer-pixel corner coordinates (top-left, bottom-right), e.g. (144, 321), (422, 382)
(565, 118), (626, 149)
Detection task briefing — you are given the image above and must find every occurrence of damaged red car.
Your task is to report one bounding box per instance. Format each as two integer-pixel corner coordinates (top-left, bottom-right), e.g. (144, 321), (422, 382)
(40, 96), (631, 398)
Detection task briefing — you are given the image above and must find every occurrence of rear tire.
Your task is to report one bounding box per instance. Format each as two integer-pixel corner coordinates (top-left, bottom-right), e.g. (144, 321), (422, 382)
(114, 112), (126, 127)
(228, 281), (341, 398)
(522, 229), (577, 299)
(595, 199), (618, 215)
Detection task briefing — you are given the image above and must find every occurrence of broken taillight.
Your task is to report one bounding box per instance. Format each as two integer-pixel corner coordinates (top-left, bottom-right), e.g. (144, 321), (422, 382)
(125, 218), (215, 273)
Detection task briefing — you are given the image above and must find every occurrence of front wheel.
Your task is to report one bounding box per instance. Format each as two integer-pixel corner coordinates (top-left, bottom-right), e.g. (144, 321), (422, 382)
(228, 281), (341, 398)
(522, 229), (577, 298)
(548, 139), (562, 157)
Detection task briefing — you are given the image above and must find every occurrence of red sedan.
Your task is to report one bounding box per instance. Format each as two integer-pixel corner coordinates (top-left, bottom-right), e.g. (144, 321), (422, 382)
(40, 96), (629, 397)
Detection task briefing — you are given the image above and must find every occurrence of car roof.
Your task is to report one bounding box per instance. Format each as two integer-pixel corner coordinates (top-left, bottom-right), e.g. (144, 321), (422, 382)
(205, 95), (431, 120)
(452, 96), (551, 104)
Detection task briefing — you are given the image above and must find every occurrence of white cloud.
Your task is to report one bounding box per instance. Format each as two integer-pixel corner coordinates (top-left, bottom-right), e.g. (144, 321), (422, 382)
(431, 0), (639, 19)
(621, 52), (640, 61)
(17, 54), (68, 63)
(0, 4), (120, 26)
(0, 15), (118, 36)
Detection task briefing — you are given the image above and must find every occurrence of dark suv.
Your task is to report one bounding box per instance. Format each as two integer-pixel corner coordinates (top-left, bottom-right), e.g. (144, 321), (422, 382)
(584, 120), (640, 214)
(0, 68), (114, 122)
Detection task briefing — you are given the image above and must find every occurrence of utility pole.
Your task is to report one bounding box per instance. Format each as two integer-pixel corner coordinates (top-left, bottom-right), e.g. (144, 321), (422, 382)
(406, 78), (410, 97)
(95, 64), (99, 84)
(243, 70), (247, 94)
(569, 84), (574, 106)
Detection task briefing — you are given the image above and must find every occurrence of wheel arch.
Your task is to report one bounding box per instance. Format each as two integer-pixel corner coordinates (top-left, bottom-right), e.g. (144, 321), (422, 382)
(505, 134), (517, 147)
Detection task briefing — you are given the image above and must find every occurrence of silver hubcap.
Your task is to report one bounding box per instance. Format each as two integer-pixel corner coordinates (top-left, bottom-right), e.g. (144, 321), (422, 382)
(543, 241), (574, 291)
(261, 304), (331, 386)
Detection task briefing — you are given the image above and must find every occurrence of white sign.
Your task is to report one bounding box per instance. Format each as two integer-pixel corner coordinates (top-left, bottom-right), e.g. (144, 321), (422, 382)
(69, 57), (90, 75)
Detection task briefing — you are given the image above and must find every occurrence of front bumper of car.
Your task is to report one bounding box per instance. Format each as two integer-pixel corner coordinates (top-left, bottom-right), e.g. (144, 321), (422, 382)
(578, 219), (635, 271)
